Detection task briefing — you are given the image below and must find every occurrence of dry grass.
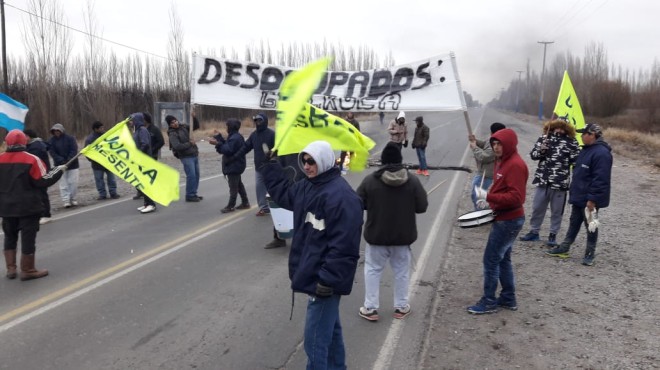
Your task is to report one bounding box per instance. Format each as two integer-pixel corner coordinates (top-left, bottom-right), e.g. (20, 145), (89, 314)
(604, 127), (660, 167)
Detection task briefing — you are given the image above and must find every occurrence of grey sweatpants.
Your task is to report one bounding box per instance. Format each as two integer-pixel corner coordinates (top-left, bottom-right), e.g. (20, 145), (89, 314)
(529, 185), (567, 235)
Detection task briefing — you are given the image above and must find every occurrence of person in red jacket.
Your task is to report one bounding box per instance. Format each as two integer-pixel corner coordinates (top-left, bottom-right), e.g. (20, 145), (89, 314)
(468, 128), (528, 314)
(1, 130), (65, 280)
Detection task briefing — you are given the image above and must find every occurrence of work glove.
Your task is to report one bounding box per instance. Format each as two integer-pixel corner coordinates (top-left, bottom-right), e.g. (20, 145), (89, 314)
(584, 207), (600, 233)
(476, 199), (490, 210)
(315, 282), (334, 297)
(402, 140), (408, 148)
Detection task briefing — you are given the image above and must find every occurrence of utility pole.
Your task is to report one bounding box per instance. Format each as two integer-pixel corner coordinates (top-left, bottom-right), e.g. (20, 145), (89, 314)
(515, 70), (523, 113)
(1, 0), (8, 92)
(537, 41), (554, 121)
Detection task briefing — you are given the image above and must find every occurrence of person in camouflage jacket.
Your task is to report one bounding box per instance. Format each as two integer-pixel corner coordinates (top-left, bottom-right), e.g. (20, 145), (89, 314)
(519, 119), (580, 246)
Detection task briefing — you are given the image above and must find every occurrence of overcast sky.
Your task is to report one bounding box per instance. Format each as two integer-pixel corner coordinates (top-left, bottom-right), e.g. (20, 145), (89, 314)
(3, 0), (658, 102)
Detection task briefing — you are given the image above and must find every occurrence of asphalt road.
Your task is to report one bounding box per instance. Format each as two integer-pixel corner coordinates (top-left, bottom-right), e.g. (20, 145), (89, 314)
(1, 107), (504, 369)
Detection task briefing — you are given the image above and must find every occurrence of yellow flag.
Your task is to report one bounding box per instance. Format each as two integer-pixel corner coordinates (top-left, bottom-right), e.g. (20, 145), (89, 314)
(80, 119), (180, 206)
(553, 71), (585, 145)
(275, 57), (376, 171)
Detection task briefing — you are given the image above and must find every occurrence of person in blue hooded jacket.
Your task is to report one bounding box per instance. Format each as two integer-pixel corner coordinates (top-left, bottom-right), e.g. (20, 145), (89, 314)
(547, 123), (612, 266)
(129, 113), (157, 214)
(210, 118), (250, 213)
(48, 123), (79, 208)
(261, 140), (363, 370)
(232, 113), (275, 216)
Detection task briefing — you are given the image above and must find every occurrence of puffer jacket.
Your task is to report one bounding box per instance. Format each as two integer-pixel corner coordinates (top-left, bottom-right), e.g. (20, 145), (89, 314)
(530, 120), (580, 191)
(261, 141), (363, 296)
(569, 138), (612, 208)
(0, 148), (63, 217)
(168, 124), (199, 158)
(214, 119), (247, 175)
(357, 164), (428, 245)
(48, 123), (79, 169)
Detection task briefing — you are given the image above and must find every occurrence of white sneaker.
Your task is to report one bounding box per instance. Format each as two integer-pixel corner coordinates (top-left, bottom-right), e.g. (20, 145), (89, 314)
(137, 205), (146, 211)
(64, 202), (72, 208)
(140, 205), (156, 213)
(39, 217), (52, 225)
(71, 200), (79, 206)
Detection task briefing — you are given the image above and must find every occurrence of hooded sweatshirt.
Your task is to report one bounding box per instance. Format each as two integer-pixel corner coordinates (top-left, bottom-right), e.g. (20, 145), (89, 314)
(233, 113), (275, 169)
(48, 123), (80, 169)
(261, 140), (363, 296)
(214, 119), (246, 175)
(131, 113), (152, 156)
(357, 164), (428, 245)
(486, 128), (528, 221)
(387, 111), (408, 143)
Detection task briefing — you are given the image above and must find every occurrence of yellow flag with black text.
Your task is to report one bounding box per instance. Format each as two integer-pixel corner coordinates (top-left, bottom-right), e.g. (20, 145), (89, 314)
(275, 57), (376, 171)
(80, 119), (180, 206)
(553, 71), (585, 145)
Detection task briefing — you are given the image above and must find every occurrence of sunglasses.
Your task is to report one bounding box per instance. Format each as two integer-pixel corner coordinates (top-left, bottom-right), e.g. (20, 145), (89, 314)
(301, 157), (316, 166)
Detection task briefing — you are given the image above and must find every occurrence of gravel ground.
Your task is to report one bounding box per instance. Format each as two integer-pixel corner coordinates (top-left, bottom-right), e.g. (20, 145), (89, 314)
(419, 116), (660, 369)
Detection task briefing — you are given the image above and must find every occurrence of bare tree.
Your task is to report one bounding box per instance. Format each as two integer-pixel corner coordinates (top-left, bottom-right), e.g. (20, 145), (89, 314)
(165, 2), (189, 101)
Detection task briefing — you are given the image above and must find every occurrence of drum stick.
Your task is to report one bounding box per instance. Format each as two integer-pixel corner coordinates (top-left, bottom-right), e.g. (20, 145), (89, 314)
(479, 169), (486, 189)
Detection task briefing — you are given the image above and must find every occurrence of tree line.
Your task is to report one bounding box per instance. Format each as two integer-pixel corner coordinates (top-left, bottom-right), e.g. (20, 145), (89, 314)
(491, 42), (660, 132)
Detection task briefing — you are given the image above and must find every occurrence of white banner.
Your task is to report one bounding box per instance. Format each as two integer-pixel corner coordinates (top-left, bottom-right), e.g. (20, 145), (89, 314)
(191, 53), (466, 112)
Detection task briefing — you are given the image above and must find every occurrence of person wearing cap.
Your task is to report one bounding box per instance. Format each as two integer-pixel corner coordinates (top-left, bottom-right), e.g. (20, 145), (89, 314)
(468, 122), (506, 210)
(468, 128), (528, 314)
(260, 140), (363, 369)
(167, 115), (202, 203)
(338, 112), (361, 174)
(232, 113), (275, 216)
(47, 123), (80, 208)
(84, 121), (120, 201)
(387, 111), (408, 149)
(356, 142), (428, 322)
(519, 119), (580, 246)
(547, 123), (612, 266)
(23, 129), (53, 224)
(1, 129), (66, 280)
(210, 118), (250, 213)
(411, 116), (430, 176)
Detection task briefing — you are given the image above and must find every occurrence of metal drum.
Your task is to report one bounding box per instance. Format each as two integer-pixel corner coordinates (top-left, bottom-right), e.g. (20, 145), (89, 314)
(457, 209), (495, 228)
(266, 194), (294, 239)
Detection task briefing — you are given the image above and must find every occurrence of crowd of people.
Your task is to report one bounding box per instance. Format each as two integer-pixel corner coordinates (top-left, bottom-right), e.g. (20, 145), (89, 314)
(1, 110), (613, 368)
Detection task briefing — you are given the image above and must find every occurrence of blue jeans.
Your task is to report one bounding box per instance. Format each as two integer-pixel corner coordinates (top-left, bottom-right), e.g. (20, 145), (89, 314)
(471, 175), (493, 210)
(255, 170), (268, 211)
(304, 295), (346, 370)
(562, 204), (598, 247)
(93, 169), (117, 197)
(415, 147), (427, 170)
(481, 217), (525, 305)
(180, 156), (200, 198)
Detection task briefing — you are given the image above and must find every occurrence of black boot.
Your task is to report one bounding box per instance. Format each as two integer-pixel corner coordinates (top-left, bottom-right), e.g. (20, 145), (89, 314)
(582, 245), (596, 266)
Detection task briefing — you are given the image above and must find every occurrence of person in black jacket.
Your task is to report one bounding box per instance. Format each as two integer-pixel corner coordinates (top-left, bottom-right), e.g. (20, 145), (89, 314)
(167, 115), (202, 203)
(84, 121), (119, 201)
(356, 143), (428, 321)
(210, 118), (249, 213)
(143, 112), (164, 160)
(129, 113), (157, 213)
(48, 123), (79, 208)
(23, 129), (53, 224)
(1, 130), (65, 280)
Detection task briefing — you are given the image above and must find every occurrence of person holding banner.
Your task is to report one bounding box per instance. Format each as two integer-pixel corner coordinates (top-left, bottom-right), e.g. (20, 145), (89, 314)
(261, 140), (362, 370)
(519, 119), (580, 246)
(129, 113), (157, 214)
(48, 123), (80, 208)
(167, 115), (202, 203)
(24, 129), (53, 224)
(210, 118), (250, 213)
(1, 130), (66, 280)
(387, 111), (408, 149)
(468, 122), (506, 210)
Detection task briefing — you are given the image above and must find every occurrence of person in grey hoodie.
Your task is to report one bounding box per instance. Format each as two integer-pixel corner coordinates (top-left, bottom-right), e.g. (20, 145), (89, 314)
(356, 142), (428, 321)
(48, 123), (80, 208)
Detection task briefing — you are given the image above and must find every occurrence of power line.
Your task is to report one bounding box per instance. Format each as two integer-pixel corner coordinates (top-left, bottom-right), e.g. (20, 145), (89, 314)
(4, 1), (188, 65)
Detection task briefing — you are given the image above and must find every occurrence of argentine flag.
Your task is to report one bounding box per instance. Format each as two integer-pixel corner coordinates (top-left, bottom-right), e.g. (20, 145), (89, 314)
(0, 93), (28, 131)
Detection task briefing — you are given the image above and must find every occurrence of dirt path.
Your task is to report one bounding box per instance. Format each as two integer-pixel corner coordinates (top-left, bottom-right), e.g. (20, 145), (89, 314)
(420, 120), (660, 369)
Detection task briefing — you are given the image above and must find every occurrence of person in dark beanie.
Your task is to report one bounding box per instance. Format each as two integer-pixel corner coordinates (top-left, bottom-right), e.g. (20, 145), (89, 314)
(84, 121), (119, 201)
(411, 116), (430, 176)
(210, 118), (249, 213)
(468, 122), (506, 210)
(356, 142), (428, 321)
(167, 115), (202, 202)
(1, 130), (66, 280)
(23, 129), (53, 224)
(142, 112), (164, 160)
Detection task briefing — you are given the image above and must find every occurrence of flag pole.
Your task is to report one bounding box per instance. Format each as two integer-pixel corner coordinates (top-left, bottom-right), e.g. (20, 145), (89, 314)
(449, 52), (473, 136)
